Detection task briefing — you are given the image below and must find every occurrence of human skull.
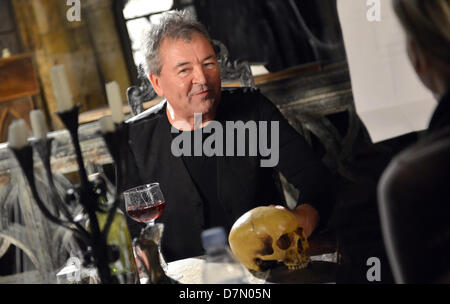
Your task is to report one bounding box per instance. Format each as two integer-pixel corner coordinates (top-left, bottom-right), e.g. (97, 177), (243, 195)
(229, 206), (310, 271)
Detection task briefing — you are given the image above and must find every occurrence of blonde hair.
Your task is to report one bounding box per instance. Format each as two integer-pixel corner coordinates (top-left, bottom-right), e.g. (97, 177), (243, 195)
(393, 0), (450, 74)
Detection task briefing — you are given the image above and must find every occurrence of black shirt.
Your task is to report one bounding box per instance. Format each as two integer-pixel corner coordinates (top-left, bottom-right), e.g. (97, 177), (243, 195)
(169, 120), (231, 233)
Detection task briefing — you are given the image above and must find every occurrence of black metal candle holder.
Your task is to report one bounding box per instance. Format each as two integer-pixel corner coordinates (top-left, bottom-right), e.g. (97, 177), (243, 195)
(9, 145), (74, 231)
(31, 137), (89, 238)
(7, 104), (134, 284)
(100, 122), (129, 239)
(56, 104), (117, 283)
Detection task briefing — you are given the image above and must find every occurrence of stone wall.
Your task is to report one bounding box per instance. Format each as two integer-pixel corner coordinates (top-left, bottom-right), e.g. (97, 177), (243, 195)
(12, 0), (130, 130)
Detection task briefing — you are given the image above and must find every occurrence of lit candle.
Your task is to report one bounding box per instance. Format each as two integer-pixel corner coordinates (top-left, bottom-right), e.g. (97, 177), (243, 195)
(30, 110), (48, 140)
(98, 115), (115, 134)
(50, 65), (74, 112)
(8, 119), (30, 149)
(105, 81), (124, 123)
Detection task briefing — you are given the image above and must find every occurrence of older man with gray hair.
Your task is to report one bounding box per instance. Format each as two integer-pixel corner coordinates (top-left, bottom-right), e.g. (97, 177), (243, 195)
(123, 10), (334, 262)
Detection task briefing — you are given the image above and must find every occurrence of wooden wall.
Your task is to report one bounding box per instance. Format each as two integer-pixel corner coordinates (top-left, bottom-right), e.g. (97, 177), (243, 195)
(11, 0), (130, 130)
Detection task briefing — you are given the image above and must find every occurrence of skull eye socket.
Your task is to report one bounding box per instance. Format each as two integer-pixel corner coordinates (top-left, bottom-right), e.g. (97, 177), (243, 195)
(276, 233), (292, 250)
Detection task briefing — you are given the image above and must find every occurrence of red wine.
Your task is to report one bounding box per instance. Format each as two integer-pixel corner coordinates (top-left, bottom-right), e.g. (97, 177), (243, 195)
(127, 201), (166, 223)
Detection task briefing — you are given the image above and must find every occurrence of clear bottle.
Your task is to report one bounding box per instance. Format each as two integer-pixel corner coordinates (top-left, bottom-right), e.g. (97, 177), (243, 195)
(201, 227), (248, 284)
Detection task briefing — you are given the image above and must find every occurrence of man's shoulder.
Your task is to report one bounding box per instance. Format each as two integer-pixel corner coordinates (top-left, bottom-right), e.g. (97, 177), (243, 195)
(381, 128), (450, 192)
(421, 126), (450, 146)
(125, 100), (166, 125)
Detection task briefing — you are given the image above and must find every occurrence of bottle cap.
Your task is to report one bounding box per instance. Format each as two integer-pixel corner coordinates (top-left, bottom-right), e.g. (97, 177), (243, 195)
(201, 227), (227, 249)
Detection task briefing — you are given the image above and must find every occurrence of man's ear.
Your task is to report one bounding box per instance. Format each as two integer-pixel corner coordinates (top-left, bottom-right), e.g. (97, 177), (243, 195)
(149, 73), (164, 97)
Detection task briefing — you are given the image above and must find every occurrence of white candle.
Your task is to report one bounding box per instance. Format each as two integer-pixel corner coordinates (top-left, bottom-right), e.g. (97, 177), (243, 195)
(105, 81), (124, 123)
(98, 115), (115, 134)
(50, 65), (74, 112)
(8, 119), (30, 149)
(30, 110), (48, 140)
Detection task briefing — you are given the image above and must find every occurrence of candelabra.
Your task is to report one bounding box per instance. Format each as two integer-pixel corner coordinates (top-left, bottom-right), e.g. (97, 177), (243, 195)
(8, 104), (131, 284)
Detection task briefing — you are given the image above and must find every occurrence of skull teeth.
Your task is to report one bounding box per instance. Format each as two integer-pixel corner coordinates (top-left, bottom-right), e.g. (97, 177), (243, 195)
(286, 260), (310, 270)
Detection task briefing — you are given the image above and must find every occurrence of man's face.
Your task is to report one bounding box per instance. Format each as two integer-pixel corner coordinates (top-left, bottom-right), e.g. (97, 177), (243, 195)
(149, 33), (221, 121)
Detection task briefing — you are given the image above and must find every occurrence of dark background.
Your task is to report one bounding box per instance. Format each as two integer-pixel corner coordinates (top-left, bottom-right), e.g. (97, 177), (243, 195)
(113, 0), (347, 82)
(194, 0), (345, 72)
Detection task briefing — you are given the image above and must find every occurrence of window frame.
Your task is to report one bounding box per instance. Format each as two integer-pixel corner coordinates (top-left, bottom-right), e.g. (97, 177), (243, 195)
(113, 0), (194, 84)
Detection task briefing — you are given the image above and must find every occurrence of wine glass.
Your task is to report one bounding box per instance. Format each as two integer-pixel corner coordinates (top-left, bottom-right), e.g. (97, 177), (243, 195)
(124, 183), (166, 227)
(123, 183), (181, 280)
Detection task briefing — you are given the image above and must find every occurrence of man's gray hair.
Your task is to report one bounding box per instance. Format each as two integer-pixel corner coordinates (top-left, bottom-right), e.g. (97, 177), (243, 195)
(143, 10), (213, 76)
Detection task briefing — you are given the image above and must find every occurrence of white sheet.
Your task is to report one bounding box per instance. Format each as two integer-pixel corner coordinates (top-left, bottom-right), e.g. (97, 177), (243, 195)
(337, 0), (436, 142)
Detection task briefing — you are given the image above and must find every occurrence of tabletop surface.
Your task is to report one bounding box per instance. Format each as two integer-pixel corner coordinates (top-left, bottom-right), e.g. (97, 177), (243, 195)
(166, 253), (338, 284)
(165, 232), (338, 284)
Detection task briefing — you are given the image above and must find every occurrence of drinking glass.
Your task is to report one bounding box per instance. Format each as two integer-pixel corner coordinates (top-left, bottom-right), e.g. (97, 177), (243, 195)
(123, 183), (182, 280)
(124, 183), (166, 227)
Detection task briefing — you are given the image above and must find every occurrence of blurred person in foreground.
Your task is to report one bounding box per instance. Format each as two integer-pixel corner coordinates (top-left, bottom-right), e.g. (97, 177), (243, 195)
(378, 0), (450, 283)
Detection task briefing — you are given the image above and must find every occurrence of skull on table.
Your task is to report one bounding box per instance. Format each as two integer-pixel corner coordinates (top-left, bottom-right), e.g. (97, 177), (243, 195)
(228, 206), (310, 271)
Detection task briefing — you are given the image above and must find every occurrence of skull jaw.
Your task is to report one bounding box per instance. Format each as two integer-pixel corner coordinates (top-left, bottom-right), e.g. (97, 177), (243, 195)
(283, 248), (311, 270)
(255, 249), (311, 272)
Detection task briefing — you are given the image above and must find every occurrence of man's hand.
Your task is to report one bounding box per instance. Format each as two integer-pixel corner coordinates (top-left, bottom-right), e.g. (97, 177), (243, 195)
(271, 204), (319, 238)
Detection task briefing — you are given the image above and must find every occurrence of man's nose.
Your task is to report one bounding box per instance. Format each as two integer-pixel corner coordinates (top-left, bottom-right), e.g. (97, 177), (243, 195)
(192, 66), (207, 84)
